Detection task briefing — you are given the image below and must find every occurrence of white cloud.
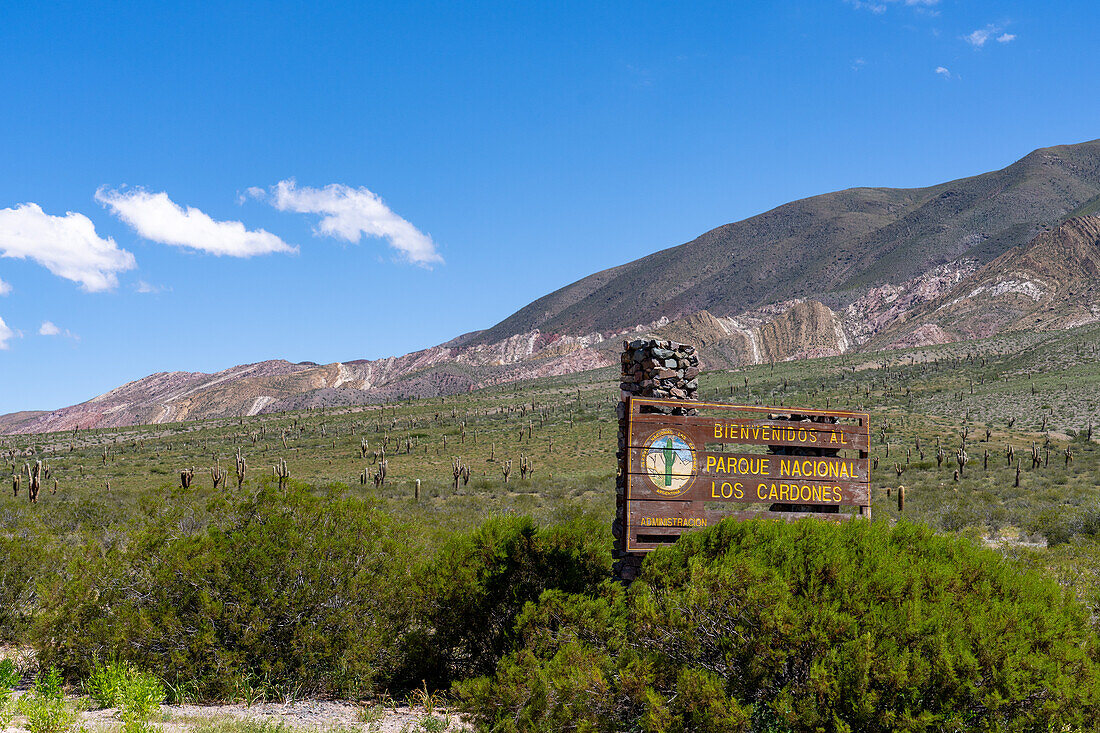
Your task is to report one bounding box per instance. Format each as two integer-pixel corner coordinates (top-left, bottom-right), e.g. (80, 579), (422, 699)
(935, 66), (952, 78)
(96, 187), (297, 258)
(0, 278), (10, 296)
(965, 28), (992, 46)
(966, 25), (1013, 48)
(846, 0), (938, 12)
(0, 316), (13, 349)
(38, 320), (78, 340)
(257, 180), (443, 267)
(134, 280), (169, 294)
(0, 203), (136, 292)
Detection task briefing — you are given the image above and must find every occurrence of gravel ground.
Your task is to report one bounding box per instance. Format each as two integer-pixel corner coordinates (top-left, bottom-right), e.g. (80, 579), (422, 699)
(9, 698), (469, 733)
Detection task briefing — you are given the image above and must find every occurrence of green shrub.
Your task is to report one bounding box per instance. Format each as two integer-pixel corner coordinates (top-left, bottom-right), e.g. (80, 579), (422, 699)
(0, 531), (54, 642)
(19, 667), (81, 733)
(86, 659), (164, 733)
(85, 657), (129, 708)
(460, 519), (1100, 732)
(0, 658), (19, 729)
(399, 514), (611, 690)
(118, 668), (165, 733)
(33, 487), (414, 700)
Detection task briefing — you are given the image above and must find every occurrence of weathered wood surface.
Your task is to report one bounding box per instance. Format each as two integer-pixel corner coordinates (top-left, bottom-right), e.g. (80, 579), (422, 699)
(627, 448), (870, 481)
(628, 501), (857, 528)
(629, 414), (870, 451)
(626, 474), (871, 505)
(623, 397), (871, 552)
(627, 507), (856, 551)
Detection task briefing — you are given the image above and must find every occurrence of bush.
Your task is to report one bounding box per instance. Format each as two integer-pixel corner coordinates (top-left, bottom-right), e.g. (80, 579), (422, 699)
(33, 487), (414, 700)
(19, 667), (81, 733)
(0, 531), (54, 642)
(86, 659), (165, 733)
(460, 519), (1100, 732)
(399, 514), (611, 689)
(85, 657), (129, 708)
(0, 658), (19, 729)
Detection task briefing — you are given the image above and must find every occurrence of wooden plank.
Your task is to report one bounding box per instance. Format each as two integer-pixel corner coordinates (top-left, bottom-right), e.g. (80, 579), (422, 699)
(628, 502), (857, 528)
(629, 417), (869, 451)
(627, 448), (870, 482)
(626, 509), (855, 551)
(626, 474), (870, 506)
(631, 413), (869, 433)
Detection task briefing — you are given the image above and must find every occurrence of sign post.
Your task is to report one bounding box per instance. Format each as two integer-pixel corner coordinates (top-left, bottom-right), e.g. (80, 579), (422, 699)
(612, 340), (871, 581)
(613, 338), (701, 581)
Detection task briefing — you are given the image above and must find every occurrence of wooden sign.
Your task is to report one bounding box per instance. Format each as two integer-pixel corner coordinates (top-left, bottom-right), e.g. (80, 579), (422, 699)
(624, 397), (870, 551)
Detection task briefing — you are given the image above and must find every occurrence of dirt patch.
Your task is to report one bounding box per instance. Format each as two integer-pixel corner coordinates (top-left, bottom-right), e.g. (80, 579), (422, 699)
(9, 699), (469, 733)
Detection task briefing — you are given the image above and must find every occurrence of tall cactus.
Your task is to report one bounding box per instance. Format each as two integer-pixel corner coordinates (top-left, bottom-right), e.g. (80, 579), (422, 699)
(273, 459), (290, 490)
(235, 447), (247, 489)
(29, 459), (47, 503)
(210, 462), (226, 490)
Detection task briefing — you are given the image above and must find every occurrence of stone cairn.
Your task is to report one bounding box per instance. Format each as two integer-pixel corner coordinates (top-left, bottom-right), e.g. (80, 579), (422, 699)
(612, 338), (700, 582)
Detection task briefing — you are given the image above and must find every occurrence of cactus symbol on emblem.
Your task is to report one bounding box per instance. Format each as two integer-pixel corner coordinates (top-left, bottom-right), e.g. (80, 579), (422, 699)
(643, 428), (696, 497)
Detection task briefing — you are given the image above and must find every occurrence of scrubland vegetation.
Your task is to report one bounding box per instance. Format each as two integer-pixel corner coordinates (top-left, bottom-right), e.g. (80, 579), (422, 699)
(5, 323), (1100, 730)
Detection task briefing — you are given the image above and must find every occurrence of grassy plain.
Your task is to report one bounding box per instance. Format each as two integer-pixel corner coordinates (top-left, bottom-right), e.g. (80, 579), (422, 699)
(6, 323), (1100, 548)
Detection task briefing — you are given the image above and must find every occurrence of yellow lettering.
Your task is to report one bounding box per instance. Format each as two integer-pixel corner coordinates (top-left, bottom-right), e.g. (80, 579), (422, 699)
(714, 423), (722, 439)
(706, 455), (717, 472)
(757, 483), (767, 500)
(734, 482), (744, 499)
(840, 462), (850, 479)
(830, 432), (838, 444)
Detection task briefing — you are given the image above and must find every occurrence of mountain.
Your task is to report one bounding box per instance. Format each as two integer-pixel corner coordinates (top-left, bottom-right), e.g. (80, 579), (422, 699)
(5, 141), (1100, 434)
(456, 140), (1100, 345)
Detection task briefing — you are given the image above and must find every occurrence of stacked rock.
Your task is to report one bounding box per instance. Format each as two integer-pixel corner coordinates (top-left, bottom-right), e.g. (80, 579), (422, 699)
(618, 339), (700, 404)
(613, 338), (700, 582)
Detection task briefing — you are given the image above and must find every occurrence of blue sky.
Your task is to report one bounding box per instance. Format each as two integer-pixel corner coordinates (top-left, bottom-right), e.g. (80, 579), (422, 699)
(0, 0), (1097, 414)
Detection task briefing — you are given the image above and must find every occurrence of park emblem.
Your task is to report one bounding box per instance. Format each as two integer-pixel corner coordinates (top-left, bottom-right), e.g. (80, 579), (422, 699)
(643, 428), (696, 497)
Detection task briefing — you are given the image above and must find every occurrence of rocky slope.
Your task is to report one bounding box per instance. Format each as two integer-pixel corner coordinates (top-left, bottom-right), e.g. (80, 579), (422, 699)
(870, 216), (1100, 347)
(6, 146), (1100, 434)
